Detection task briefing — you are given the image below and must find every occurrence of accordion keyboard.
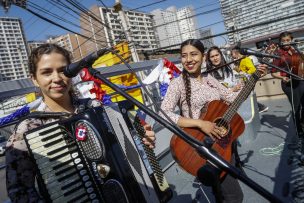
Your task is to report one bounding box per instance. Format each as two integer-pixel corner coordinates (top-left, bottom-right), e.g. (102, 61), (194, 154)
(25, 123), (100, 203)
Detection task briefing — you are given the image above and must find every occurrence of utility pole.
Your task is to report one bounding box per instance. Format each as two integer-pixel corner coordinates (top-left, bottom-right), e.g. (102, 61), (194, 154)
(114, 0), (140, 62)
(113, 0), (157, 111)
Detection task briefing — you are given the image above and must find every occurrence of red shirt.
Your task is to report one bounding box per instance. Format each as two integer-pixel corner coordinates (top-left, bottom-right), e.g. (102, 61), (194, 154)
(272, 47), (297, 76)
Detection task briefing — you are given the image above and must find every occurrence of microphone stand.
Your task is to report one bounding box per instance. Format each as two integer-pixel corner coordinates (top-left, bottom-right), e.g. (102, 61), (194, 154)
(202, 57), (245, 74)
(260, 59), (303, 80)
(87, 66), (283, 203)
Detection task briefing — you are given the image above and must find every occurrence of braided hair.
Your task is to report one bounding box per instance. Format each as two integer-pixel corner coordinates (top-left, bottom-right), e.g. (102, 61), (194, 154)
(206, 46), (233, 80)
(180, 39), (205, 118)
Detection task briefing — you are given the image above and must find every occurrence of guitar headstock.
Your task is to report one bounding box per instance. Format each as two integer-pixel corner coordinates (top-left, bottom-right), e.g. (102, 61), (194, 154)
(263, 42), (279, 55)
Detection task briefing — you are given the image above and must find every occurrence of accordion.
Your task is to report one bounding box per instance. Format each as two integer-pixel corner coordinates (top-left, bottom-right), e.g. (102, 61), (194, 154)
(24, 103), (172, 203)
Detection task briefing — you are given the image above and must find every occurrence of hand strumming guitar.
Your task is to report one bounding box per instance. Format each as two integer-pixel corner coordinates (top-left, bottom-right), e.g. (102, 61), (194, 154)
(195, 119), (224, 140)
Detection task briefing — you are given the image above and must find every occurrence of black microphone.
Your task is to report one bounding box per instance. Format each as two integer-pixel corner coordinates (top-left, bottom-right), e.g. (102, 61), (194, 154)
(280, 40), (304, 46)
(64, 48), (110, 78)
(240, 48), (281, 59)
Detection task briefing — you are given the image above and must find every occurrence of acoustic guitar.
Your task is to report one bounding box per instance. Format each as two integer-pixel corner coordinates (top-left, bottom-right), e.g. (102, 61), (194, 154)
(170, 70), (263, 178)
(264, 41), (304, 78)
(290, 53), (304, 78)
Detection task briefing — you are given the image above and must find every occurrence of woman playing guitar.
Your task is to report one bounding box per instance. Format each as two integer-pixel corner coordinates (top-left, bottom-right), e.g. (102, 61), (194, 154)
(160, 39), (267, 203)
(271, 31), (304, 152)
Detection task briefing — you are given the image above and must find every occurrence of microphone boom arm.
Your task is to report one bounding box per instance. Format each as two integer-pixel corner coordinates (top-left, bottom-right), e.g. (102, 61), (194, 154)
(202, 57), (245, 74)
(260, 59), (303, 80)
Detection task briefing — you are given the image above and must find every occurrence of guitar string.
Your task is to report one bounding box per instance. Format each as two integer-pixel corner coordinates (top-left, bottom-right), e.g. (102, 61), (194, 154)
(226, 70), (261, 121)
(216, 71), (261, 134)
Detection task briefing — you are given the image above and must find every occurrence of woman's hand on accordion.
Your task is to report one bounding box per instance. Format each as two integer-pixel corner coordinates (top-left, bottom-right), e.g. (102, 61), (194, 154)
(142, 124), (156, 149)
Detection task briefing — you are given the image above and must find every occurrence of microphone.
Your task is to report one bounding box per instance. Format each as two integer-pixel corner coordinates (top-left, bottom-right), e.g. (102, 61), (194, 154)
(64, 48), (110, 78)
(280, 40), (304, 46)
(239, 48), (281, 59)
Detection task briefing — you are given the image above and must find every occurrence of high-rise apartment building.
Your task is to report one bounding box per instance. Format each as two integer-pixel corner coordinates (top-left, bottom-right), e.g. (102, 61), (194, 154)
(47, 33), (87, 62)
(28, 41), (45, 54)
(79, 5), (158, 55)
(151, 6), (199, 49)
(79, 6), (108, 57)
(177, 7), (199, 42)
(220, 0), (304, 46)
(199, 28), (214, 49)
(151, 7), (182, 49)
(0, 17), (29, 81)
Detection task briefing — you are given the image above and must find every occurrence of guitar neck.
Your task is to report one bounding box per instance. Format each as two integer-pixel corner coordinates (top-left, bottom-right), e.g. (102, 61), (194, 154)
(223, 71), (261, 122)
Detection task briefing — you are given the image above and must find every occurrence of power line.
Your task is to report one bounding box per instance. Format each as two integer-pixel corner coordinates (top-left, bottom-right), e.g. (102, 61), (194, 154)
(23, 6), (109, 45)
(27, 0), (117, 53)
(152, 11), (304, 52)
(96, 0), (108, 8)
(28, 2), (82, 29)
(158, 20), (223, 44)
(32, 3), (109, 40)
(46, 0), (98, 28)
(152, 1), (219, 21)
(23, 1), (50, 27)
(65, 0), (111, 30)
(153, 7), (221, 28)
(129, 0), (169, 11)
(26, 1), (110, 44)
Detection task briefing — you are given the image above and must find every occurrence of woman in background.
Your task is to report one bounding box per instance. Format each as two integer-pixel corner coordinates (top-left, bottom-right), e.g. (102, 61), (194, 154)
(206, 46), (242, 92)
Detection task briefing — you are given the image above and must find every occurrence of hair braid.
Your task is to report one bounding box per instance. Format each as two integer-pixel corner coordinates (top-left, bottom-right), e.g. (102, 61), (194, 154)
(180, 39), (205, 118)
(182, 69), (193, 118)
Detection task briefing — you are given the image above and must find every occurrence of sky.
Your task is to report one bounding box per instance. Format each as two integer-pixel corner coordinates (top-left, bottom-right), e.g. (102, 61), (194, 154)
(0, 0), (227, 46)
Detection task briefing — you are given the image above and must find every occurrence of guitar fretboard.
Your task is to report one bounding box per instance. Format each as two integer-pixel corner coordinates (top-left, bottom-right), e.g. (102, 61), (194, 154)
(133, 115), (166, 187)
(223, 71), (262, 122)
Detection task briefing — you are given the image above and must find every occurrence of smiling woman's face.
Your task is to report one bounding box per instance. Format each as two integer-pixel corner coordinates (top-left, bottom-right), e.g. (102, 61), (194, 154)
(181, 44), (204, 78)
(32, 52), (71, 103)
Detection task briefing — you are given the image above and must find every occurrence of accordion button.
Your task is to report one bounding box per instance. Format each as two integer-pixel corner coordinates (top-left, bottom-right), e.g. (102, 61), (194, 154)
(71, 152), (79, 158)
(90, 193), (97, 199)
(74, 158), (81, 164)
(85, 181), (92, 187)
(80, 169), (87, 176)
(87, 187), (94, 193)
(77, 164), (84, 170)
(83, 175), (89, 181)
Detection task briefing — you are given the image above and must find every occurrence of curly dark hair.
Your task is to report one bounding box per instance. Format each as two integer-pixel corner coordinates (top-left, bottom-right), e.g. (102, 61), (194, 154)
(180, 39), (205, 118)
(29, 43), (71, 77)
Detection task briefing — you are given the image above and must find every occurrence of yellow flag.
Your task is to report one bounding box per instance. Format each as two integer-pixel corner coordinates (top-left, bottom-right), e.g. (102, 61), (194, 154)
(239, 57), (256, 74)
(25, 93), (36, 103)
(92, 42), (130, 67)
(92, 42), (143, 104)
